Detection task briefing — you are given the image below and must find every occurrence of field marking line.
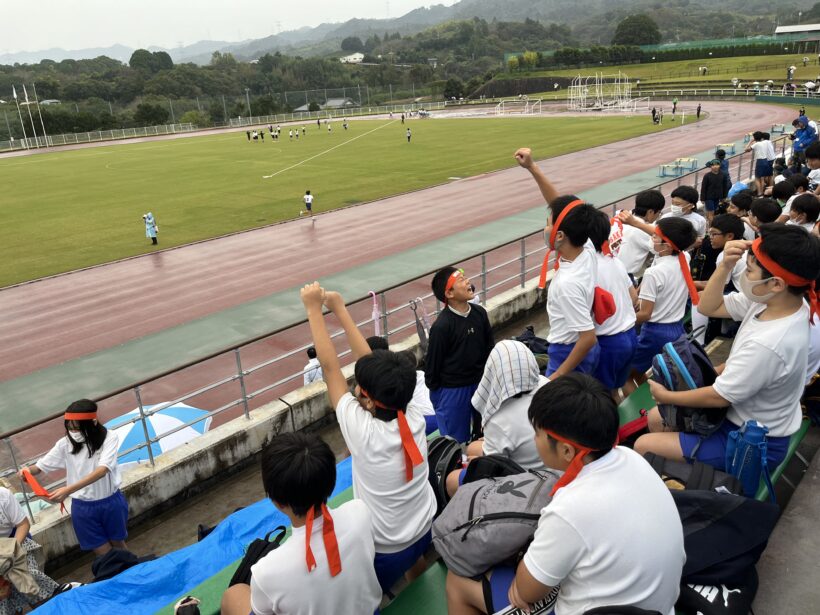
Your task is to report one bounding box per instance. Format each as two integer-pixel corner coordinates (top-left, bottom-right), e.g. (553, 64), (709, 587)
(262, 120), (398, 179)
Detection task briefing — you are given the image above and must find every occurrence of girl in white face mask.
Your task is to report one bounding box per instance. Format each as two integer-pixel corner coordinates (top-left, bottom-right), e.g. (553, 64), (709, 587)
(18, 399), (128, 560)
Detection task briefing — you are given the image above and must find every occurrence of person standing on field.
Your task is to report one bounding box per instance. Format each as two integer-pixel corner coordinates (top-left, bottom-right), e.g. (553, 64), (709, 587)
(406, 128), (412, 143)
(302, 190), (314, 218)
(144, 213), (158, 245)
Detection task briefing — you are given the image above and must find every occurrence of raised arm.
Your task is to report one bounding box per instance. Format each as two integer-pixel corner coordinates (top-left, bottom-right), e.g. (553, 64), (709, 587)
(617, 210), (656, 237)
(301, 283), (347, 408)
(698, 240), (750, 319)
(322, 291), (372, 360)
(515, 147), (559, 204)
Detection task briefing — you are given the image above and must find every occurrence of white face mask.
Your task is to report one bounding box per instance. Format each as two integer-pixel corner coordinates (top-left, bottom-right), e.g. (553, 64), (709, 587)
(670, 205), (685, 216)
(739, 274), (776, 303)
(68, 430), (86, 443)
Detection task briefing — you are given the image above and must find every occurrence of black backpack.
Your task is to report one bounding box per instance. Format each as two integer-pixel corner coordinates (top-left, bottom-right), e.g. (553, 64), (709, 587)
(426, 436), (462, 515)
(228, 526), (288, 587)
(462, 454), (526, 484)
(677, 569), (758, 615)
(643, 453), (743, 495)
(514, 325), (549, 355)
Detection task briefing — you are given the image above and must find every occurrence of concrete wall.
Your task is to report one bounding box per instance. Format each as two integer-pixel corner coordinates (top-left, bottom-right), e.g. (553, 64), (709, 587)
(31, 277), (545, 565)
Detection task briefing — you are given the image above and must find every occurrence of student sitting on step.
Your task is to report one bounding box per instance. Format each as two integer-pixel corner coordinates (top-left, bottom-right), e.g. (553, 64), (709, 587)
(446, 374), (685, 615)
(300, 283), (436, 594)
(636, 225), (820, 473)
(220, 433), (382, 615)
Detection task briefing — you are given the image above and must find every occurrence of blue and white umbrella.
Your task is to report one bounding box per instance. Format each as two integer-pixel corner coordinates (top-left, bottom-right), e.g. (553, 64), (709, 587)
(105, 403), (212, 465)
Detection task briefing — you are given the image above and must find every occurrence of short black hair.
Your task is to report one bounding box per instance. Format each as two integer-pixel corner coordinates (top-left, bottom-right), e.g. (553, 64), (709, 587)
(548, 194), (582, 224)
(771, 180), (796, 201)
(354, 349), (416, 410)
(528, 373), (617, 460)
(432, 266), (458, 303)
(396, 349), (419, 370)
(307, 346), (317, 359)
(755, 224), (820, 295)
(710, 214), (745, 241)
(752, 131), (764, 141)
(366, 336), (389, 351)
(670, 185), (699, 206)
(656, 217), (697, 253)
(554, 202), (599, 248)
(715, 149), (726, 159)
(260, 432), (336, 516)
(730, 190), (754, 212)
(751, 198), (782, 224)
(790, 173), (810, 191)
(791, 193), (820, 223)
(588, 210), (612, 252)
(805, 142), (820, 161)
(634, 190), (665, 216)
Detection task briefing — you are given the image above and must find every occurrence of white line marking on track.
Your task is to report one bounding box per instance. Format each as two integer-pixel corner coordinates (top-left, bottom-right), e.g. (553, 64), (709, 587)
(262, 120), (397, 179)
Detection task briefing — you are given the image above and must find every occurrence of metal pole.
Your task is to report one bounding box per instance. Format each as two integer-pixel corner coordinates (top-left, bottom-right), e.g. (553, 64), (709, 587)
(5, 438), (35, 523)
(23, 86), (39, 147)
(692, 169), (699, 190)
(134, 386), (156, 466)
(196, 96), (201, 112)
(169, 99), (176, 124)
(245, 88), (252, 117)
(222, 95), (228, 122)
(33, 83), (49, 147)
(3, 111), (12, 141)
(736, 152), (742, 180)
(481, 253), (488, 303)
(380, 293), (389, 342)
(519, 239), (526, 288)
(235, 348), (251, 419)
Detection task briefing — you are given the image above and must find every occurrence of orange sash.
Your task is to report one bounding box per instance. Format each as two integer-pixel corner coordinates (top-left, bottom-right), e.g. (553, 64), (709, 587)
(305, 503), (342, 577)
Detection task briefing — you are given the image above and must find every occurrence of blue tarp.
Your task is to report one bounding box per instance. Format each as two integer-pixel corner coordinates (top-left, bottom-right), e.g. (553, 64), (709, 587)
(34, 457), (354, 614)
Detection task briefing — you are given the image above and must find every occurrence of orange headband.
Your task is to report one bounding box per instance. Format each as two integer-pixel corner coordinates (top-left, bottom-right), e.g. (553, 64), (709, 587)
(443, 269), (464, 305)
(654, 226), (700, 305)
(64, 412), (97, 421)
(360, 389), (423, 482)
(538, 199), (584, 289)
(545, 430), (616, 497)
(305, 503), (342, 577)
(752, 237), (818, 322)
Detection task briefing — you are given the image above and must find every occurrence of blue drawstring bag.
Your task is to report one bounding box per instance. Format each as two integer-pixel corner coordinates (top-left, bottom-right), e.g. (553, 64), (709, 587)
(725, 421), (775, 501)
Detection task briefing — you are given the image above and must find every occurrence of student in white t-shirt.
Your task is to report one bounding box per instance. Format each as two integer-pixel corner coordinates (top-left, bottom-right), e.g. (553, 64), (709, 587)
(772, 179), (797, 223)
(726, 190), (758, 240)
(303, 346), (323, 386)
(446, 341), (548, 495)
(302, 190), (314, 216)
(627, 217), (698, 392)
(446, 374), (685, 615)
(745, 131), (774, 196)
(0, 485), (61, 609)
(220, 433), (381, 615)
(20, 399), (126, 557)
(787, 193), (820, 233)
(661, 185), (707, 246)
(637, 225), (820, 473)
(300, 284), (436, 593)
(616, 189), (665, 280)
(590, 210), (639, 399)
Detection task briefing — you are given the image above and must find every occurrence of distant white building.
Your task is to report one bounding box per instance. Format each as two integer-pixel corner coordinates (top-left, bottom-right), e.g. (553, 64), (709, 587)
(339, 52), (364, 64)
(294, 97), (357, 112)
(775, 24), (820, 37)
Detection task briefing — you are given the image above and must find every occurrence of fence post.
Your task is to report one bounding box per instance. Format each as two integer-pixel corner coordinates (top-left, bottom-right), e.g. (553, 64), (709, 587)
(133, 386), (156, 466)
(235, 348), (251, 419)
(692, 169), (699, 189)
(481, 253), (488, 303)
(380, 293), (389, 342)
(736, 152), (743, 180)
(5, 438), (35, 524)
(519, 239), (526, 288)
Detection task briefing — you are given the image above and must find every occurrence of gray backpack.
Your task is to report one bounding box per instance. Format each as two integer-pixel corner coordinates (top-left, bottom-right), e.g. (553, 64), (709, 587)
(432, 469), (559, 577)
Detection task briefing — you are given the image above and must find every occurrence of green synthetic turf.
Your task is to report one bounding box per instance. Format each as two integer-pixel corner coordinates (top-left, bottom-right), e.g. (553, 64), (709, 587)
(0, 115), (674, 286)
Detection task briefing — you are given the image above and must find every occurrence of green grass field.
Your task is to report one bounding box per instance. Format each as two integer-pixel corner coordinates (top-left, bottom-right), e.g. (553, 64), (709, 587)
(1, 115), (678, 287)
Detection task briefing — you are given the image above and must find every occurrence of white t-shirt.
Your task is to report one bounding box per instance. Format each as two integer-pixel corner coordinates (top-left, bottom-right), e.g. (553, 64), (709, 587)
(781, 193), (799, 216)
(741, 220), (756, 241)
(638, 254), (691, 324)
(523, 447), (685, 615)
(764, 140), (776, 161)
(715, 250), (747, 290)
(482, 375), (548, 470)
(808, 320), (820, 385)
(36, 431), (121, 501)
(808, 169), (820, 190)
(547, 248), (595, 344)
(335, 393), (436, 553)
(750, 140), (768, 163)
(303, 194), (314, 206)
(617, 222), (654, 275)
(716, 294), (808, 437)
(250, 500), (382, 615)
(303, 358), (323, 386)
(661, 211), (706, 240)
(594, 253), (637, 336)
(787, 219), (816, 233)
(0, 488), (25, 538)
(412, 371), (436, 417)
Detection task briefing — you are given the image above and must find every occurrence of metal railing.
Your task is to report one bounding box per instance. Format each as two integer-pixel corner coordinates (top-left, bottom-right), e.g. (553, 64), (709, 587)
(0, 123), (197, 152)
(3, 132), (787, 524)
(226, 102), (446, 128)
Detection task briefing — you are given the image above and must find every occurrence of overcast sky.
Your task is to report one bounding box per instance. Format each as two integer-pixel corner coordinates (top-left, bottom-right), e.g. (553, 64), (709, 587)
(1, 0), (457, 52)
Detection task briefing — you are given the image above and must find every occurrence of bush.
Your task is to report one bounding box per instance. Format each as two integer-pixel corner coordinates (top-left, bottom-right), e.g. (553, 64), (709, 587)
(179, 110), (210, 127)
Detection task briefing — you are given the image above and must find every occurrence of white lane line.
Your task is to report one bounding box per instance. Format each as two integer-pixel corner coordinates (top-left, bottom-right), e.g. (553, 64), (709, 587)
(262, 120), (397, 179)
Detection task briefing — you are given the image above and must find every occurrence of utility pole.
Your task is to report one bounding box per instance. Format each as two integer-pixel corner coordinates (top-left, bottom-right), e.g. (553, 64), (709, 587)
(245, 88), (252, 117)
(169, 99), (176, 123)
(222, 95), (228, 121)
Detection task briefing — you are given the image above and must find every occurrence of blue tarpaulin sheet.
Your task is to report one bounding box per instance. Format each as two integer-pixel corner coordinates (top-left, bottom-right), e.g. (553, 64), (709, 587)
(34, 457), (353, 614)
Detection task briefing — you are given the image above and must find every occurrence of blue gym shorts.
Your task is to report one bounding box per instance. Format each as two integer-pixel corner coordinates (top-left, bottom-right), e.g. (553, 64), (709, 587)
(373, 529), (432, 593)
(679, 420), (789, 471)
(484, 565), (556, 614)
(594, 328), (638, 389)
(545, 342), (600, 378)
(430, 385), (478, 443)
(423, 414), (439, 436)
(71, 490), (129, 551)
(632, 321), (685, 373)
(704, 199), (720, 212)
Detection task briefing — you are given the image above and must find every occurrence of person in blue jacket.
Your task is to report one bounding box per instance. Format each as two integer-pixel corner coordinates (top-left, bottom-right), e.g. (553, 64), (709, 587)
(143, 212), (158, 245)
(791, 115), (818, 164)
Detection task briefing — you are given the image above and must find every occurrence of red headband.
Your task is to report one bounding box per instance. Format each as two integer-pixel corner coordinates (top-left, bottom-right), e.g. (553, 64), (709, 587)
(654, 227), (700, 305)
(545, 430), (616, 497)
(443, 269), (463, 305)
(752, 237), (818, 322)
(64, 412), (97, 421)
(305, 503), (342, 577)
(538, 199), (584, 289)
(360, 389), (423, 482)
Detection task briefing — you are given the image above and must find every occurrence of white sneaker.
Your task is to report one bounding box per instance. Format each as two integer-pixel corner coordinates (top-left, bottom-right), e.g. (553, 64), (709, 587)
(299, 211), (303, 216)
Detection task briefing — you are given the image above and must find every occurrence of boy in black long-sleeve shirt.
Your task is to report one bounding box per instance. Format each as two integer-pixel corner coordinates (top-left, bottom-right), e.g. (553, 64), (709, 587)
(424, 266), (494, 443)
(700, 159), (731, 222)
